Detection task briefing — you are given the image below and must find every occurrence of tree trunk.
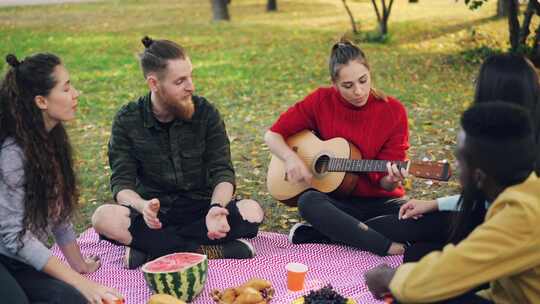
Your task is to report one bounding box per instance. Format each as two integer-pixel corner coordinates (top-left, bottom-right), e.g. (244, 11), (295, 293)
(519, 0), (537, 45)
(371, 0), (394, 36)
(211, 0), (230, 21)
(267, 0), (277, 12)
(380, 0), (394, 35)
(497, 0), (508, 17)
(508, 0), (520, 51)
(379, 20), (388, 35)
(341, 0), (358, 34)
(531, 23), (540, 66)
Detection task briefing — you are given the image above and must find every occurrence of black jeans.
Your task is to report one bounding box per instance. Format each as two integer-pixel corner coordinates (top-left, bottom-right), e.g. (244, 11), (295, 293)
(367, 211), (455, 262)
(0, 254), (86, 304)
(297, 190), (406, 256)
(102, 198), (260, 260)
(394, 291), (493, 304)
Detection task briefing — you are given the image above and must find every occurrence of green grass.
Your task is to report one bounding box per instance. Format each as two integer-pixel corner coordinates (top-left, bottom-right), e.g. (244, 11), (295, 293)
(0, 0), (508, 233)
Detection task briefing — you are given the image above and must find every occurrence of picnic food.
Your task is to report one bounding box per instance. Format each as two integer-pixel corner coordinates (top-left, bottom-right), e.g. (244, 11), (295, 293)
(291, 285), (356, 304)
(211, 278), (275, 304)
(102, 298), (125, 304)
(292, 297), (356, 304)
(383, 294), (396, 304)
(147, 294), (187, 304)
(142, 252), (208, 302)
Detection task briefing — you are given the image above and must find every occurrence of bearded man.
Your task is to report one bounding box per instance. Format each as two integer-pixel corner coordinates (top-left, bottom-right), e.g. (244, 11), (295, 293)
(92, 36), (263, 269)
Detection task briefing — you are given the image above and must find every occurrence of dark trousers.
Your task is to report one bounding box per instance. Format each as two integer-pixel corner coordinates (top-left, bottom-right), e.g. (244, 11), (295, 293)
(297, 190), (406, 256)
(371, 211), (491, 294)
(367, 211), (455, 262)
(107, 198), (260, 260)
(394, 291), (493, 304)
(0, 254), (86, 304)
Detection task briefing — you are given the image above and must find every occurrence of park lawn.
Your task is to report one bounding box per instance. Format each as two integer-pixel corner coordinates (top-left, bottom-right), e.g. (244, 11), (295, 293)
(0, 0), (508, 233)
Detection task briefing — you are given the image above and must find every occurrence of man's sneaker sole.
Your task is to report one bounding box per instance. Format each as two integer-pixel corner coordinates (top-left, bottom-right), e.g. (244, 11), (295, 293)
(123, 247), (132, 269)
(123, 247), (147, 269)
(237, 238), (256, 258)
(288, 223), (312, 243)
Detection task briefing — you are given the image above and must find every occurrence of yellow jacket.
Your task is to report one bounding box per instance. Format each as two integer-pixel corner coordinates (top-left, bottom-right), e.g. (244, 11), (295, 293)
(390, 173), (540, 303)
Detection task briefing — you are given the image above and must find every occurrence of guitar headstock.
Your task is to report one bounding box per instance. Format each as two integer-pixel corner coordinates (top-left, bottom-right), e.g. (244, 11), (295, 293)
(408, 160), (452, 181)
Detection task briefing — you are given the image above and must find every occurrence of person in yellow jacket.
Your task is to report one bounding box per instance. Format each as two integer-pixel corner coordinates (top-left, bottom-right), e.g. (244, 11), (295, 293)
(365, 101), (540, 304)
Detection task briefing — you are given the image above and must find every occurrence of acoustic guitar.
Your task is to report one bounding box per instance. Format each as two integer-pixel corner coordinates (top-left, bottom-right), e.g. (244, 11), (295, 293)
(266, 130), (451, 206)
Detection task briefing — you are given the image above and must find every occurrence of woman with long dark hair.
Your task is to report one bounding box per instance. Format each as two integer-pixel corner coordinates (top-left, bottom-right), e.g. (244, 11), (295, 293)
(448, 53), (540, 243)
(0, 53), (121, 304)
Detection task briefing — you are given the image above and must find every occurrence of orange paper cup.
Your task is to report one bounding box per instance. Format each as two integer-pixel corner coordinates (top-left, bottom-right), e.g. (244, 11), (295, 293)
(286, 262), (308, 291)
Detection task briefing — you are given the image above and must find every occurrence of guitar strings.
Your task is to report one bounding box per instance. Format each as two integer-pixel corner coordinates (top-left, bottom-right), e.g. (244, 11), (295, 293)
(293, 156), (403, 165)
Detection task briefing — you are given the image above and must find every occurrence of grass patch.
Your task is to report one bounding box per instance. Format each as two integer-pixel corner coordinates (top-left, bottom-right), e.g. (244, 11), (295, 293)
(0, 0), (506, 233)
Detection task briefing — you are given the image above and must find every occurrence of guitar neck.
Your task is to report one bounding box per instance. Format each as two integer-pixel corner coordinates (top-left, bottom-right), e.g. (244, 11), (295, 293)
(327, 158), (408, 173)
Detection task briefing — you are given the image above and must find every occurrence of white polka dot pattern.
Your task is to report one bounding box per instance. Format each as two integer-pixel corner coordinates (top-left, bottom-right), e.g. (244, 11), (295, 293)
(52, 229), (402, 304)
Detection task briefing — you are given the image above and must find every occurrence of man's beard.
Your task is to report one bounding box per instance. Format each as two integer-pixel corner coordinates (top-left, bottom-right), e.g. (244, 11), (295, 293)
(164, 96), (195, 120)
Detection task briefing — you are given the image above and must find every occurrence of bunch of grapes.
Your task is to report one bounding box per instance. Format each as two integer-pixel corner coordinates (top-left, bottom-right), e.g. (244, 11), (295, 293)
(303, 284), (347, 304)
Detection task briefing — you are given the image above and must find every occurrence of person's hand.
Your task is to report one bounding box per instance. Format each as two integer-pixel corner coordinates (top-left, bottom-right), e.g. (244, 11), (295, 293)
(386, 162), (408, 184)
(284, 153), (313, 185)
(381, 162), (408, 191)
(142, 198), (161, 229)
(75, 278), (123, 304)
(206, 206), (230, 240)
(399, 199), (438, 220)
(364, 264), (396, 299)
(79, 255), (101, 274)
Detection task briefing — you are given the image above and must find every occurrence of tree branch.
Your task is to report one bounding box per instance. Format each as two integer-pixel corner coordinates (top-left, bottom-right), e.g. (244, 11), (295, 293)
(386, 0), (395, 21)
(371, 0), (382, 22)
(531, 22), (540, 63)
(520, 0), (536, 45)
(534, 0), (540, 15)
(382, 0), (388, 18)
(341, 0), (358, 34)
(508, 0), (520, 51)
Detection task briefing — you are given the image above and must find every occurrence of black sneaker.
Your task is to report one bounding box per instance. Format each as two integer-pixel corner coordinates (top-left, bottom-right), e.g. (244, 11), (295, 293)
(123, 247), (147, 269)
(288, 223), (332, 244)
(200, 239), (255, 259)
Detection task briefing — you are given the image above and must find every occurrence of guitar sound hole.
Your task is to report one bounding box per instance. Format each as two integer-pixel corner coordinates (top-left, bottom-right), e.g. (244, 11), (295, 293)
(314, 155), (330, 174)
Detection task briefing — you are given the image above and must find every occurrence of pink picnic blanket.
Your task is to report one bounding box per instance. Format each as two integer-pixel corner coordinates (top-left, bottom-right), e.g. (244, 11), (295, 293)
(52, 229), (402, 304)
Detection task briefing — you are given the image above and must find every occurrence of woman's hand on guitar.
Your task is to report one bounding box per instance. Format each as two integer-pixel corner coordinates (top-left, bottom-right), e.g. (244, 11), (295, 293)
(399, 199), (438, 220)
(380, 162), (408, 191)
(387, 162), (408, 182)
(284, 153), (313, 185)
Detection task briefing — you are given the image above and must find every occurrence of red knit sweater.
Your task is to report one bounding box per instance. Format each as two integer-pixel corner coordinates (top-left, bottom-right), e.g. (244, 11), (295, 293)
(270, 87), (409, 198)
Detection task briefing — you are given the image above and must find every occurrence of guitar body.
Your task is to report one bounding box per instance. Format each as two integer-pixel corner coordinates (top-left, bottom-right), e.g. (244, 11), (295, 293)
(266, 130), (361, 206)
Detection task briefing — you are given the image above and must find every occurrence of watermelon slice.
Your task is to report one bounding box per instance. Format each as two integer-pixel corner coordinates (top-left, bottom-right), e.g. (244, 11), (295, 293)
(142, 252), (208, 303)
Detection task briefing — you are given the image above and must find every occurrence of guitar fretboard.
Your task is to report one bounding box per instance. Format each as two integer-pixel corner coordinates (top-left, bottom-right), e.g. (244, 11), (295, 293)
(327, 158), (408, 173)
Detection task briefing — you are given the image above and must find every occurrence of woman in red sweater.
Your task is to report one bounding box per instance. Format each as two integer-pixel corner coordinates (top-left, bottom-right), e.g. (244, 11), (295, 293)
(264, 39), (409, 256)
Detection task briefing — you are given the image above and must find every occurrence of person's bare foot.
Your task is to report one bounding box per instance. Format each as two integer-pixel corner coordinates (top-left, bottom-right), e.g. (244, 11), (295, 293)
(387, 242), (405, 255)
